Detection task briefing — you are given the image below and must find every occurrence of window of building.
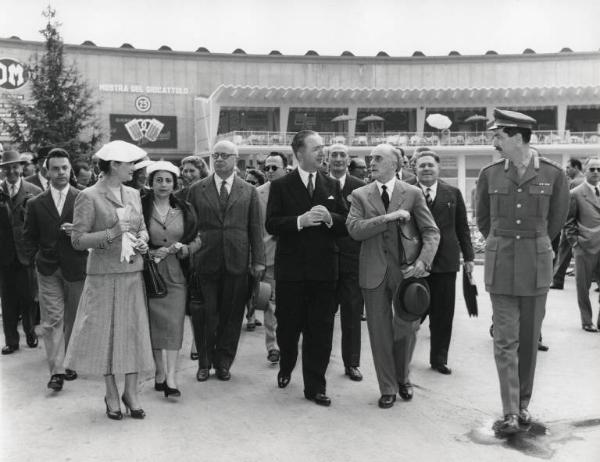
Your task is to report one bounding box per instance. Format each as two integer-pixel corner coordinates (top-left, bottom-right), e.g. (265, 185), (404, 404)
(287, 108), (346, 133)
(218, 108), (280, 134)
(566, 106), (600, 132)
(355, 109), (416, 132)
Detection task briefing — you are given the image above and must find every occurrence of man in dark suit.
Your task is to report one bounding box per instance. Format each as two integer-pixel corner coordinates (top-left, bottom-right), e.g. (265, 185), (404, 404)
(188, 140), (265, 382)
(0, 150), (42, 354)
(24, 148), (88, 390)
(24, 146), (51, 191)
(395, 148), (417, 185)
(328, 144), (364, 381)
(266, 130), (348, 406)
(414, 151), (474, 375)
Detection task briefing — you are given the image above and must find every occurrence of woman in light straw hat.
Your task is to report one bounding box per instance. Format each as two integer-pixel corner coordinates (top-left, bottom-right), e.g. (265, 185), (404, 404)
(64, 140), (154, 421)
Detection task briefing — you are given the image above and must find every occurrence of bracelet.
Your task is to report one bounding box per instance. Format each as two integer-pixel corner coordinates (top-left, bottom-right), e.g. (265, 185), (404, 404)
(105, 228), (113, 244)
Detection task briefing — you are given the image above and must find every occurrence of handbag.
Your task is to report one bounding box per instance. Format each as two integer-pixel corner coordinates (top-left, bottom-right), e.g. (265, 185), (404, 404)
(142, 254), (168, 298)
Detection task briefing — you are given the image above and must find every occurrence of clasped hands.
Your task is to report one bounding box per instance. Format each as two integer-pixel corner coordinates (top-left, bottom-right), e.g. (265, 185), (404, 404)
(299, 205), (332, 228)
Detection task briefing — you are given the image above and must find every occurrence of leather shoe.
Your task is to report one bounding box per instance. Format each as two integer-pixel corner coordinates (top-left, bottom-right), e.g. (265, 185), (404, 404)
(26, 332), (38, 348)
(64, 369), (78, 381)
(345, 366), (363, 381)
(47, 374), (64, 391)
(537, 341), (549, 352)
(1, 345), (19, 355)
(267, 349), (280, 364)
(196, 368), (210, 382)
(215, 367), (231, 381)
(398, 382), (413, 401)
(582, 324), (598, 332)
(277, 371), (291, 388)
(378, 394), (396, 409)
(305, 392), (331, 407)
(190, 352), (199, 361)
(518, 408), (532, 425)
(431, 364), (452, 375)
(496, 414), (520, 435)
(549, 283), (563, 290)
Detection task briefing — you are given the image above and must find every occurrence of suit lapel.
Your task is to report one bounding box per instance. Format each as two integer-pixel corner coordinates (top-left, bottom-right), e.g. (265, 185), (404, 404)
(582, 188), (600, 211)
(60, 187), (77, 220)
(288, 169), (313, 210)
(202, 174), (223, 222)
(389, 179), (407, 211)
(431, 182), (448, 214)
(312, 172), (329, 205)
(40, 189), (60, 221)
(225, 176), (244, 214)
(97, 180), (124, 208)
(367, 181), (387, 215)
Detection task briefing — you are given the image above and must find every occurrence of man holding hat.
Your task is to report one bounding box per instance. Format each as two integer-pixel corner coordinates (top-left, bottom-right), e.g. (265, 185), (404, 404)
(347, 143), (439, 409)
(477, 109), (569, 433)
(0, 150), (42, 354)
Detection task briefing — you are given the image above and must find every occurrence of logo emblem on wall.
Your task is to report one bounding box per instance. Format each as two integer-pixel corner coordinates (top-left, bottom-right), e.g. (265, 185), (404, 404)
(125, 118), (165, 144)
(0, 58), (29, 90)
(134, 95), (151, 112)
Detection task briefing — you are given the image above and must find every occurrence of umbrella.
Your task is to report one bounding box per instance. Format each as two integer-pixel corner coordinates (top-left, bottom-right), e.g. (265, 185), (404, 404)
(426, 114), (452, 130)
(331, 114), (354, 122)
(462, 269), (478, 317)
(464, 115), (488, 123)
(360, 114), (385, 123)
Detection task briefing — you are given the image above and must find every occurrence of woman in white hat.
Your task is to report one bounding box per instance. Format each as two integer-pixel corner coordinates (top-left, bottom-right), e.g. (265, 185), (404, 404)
(141, 161), (201, 398)
(64, 141), (154, 420)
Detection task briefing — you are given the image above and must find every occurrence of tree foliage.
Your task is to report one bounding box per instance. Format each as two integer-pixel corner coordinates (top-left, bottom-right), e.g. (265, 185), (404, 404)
(2, 6), (101, 160)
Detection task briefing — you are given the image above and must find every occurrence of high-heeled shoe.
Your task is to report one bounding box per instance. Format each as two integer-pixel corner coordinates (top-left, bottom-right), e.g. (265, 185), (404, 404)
(121, 394), (146, 419)
(154, 380), (166, 392)
(104, 397), (123, 420)
(164, 383), (181, 398)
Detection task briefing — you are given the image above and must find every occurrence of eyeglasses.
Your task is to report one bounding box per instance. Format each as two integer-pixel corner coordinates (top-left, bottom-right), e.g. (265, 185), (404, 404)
(212, 152), (235, 160)
(264, 165), (280, 172)
(588, 168), (600, 172)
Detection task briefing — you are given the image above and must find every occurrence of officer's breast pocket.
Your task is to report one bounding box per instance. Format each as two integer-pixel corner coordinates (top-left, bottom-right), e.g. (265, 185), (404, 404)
(488, 185), (510, 217)
(528, 185), (552, 217)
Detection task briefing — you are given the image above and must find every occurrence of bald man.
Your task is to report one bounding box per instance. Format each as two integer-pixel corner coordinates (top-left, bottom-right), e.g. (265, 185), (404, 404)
(188, 140), (266, 382)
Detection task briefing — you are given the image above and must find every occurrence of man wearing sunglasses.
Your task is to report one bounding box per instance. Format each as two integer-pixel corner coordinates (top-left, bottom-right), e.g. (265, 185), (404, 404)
(564, 157), (600, 333)
(187, 140), (265, 382)
(476, 109), (569, 435)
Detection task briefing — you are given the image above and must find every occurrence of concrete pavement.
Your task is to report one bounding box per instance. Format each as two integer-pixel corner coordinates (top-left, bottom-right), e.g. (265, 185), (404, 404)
(1, 266), (599, 462)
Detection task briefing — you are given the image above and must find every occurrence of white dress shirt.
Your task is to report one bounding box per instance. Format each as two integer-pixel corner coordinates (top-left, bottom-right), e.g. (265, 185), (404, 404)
(330, 173), (346, 190)
(214, 172), (235, 195)
(375, 177), (396, 197)
(298, 166), (317, 188)
(50, 184), (69, 215)
(418, 181), (438, 203)
(7, 177), (22, 198)
(38, 172), (49, 190)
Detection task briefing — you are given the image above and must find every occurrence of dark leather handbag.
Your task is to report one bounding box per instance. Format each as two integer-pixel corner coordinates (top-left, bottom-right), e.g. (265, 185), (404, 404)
(142, 254), (168, 298)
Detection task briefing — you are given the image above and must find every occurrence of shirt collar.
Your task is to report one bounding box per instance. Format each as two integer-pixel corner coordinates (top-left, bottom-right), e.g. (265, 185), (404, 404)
(8, 177), (22, 194)
(298, 166), (317, 185)
(50, 183), (69, 196)
(418, 181), (438, 194)
(375, 177), (396, 195)
(585, 180), (599, 192)
(215, 172), (235, 186)
(330, 173), (346, 189)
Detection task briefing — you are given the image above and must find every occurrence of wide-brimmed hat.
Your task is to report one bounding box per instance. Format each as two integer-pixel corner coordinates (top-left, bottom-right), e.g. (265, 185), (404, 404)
(393, 277), (431, 322)
(134, 157), (153, 171)
(147, 160), (180, 178)
(95, 140), (147, 163)
(0, 150), (26, 166)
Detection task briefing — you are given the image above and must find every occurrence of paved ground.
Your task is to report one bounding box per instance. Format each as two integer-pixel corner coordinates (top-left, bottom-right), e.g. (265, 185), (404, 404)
(1, 267), (599, 462)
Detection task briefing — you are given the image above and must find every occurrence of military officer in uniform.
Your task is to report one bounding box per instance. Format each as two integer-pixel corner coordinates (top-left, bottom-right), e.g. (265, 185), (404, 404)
(476, 109), (569, 434)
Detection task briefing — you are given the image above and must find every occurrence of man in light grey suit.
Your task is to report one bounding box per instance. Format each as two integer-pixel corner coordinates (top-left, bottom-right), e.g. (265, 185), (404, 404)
(347, 144), (439, 409)
(564, 157), (600, 332)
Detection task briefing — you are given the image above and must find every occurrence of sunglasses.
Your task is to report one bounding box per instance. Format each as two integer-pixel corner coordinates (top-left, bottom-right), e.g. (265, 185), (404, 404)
(212, 152), (235, 160)
(264, 165), (280, 172)
(588, 168), (600, 172)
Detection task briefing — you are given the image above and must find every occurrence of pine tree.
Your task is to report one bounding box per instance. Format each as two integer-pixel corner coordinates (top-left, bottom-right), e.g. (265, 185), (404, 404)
(2, 6), (101, 160)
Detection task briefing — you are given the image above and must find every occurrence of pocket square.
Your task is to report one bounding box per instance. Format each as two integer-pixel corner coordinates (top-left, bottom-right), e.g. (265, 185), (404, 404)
(327, 195), (334, 199)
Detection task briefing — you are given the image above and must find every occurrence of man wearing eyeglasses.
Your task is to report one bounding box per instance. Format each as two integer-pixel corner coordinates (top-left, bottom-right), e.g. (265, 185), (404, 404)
(476, 109), (569, 434)
(564, 157), (600, 333)
(328, 144), (365, 382)
(188, 140), (265, 382)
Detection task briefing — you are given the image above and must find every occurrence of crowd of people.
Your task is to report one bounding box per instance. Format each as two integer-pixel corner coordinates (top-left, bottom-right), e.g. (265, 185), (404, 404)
(0, 108), (598, 435)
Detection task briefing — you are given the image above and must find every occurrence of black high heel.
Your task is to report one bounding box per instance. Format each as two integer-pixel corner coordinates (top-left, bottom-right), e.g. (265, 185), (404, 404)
(104, 397), (123, 420)
(164, 384), (181, 398)
(121, 394), (146, 419)
(154, 380), (166, 392)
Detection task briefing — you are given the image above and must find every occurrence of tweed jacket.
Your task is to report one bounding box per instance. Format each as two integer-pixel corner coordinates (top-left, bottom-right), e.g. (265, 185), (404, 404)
(71, 179), (148, 275)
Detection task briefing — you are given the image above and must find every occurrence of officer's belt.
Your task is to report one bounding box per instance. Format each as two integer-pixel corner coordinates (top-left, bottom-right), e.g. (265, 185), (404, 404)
(493, 229), (544, 238)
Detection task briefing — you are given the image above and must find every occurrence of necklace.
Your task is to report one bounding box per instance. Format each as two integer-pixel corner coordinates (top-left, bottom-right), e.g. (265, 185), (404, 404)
(153, 201), (170, 223)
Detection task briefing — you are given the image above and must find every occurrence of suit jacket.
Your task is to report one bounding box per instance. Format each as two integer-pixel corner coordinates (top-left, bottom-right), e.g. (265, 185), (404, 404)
(257, 182), (277, 267)
(70, 179), (148, 275)
(335, 174), (365, 271)
(346, 179), (440, 289)
(564, 183), (600, 255)
(25, 173), (46, 191)
(188, 174), (265, 276)
(0, 180), (42, 266)
(426, 181), (474, 273)
(266, 169), (348, 282)
(23, 186), (88, 281)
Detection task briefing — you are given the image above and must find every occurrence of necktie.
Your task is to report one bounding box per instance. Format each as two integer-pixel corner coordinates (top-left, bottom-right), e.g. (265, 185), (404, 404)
(9, 184), (16, 198)
(381, 185), (390, 211)
(56, 191), (64, 215)
(424, 187), (433, 207)
(219, 180), (229, 213)
(307, 173), (314, 198)
(595, 186), (600, 198)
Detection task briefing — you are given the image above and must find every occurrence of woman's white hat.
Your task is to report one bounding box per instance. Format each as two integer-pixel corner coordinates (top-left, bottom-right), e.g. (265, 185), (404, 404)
(94, 140), (147, 163)
(147, 160), (180, 178)
(134, 157), (153, 170)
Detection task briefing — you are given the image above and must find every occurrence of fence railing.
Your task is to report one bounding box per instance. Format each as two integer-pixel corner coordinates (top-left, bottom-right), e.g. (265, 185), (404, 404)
(215, 130), (600, 148)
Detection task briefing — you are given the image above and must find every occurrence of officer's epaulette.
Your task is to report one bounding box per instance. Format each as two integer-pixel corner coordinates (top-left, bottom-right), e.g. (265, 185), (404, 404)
(480, 158), (504, 171)
(538, 156), (562, 170)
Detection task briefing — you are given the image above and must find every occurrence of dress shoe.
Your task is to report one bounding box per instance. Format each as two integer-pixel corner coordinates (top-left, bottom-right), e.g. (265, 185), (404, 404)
(344, 366), (363, 381)
(64, 369), (78, 381)
(47, 374), (65, 391)
(582, 324), (598, 333)
(398, 382), (414, 401)
(537, 341), (549, 352)
(164, 384), (181, 398)
(277, 371), (291, 388)
(196, 368), (210, 382)
(1, 345), (19, 355)
(246, 322), (256, 332)
(305, 392), (331, 407)
(378, 394), (396, 409)
(496, 414), (520, 435)
(154, 380), (166, 391)
(215, 368), (231, 381)
(26, 332), (38, 348)
(254, 319), (262, 327)
(518, 408), (532, 425)
(190, 352), (199, 361)
(104, 397), (123, 421)
(121, 394), (145, 419)
(267, 349), (280, 364)
(431, 364), (452, 375)
(549, 283), (563, 290)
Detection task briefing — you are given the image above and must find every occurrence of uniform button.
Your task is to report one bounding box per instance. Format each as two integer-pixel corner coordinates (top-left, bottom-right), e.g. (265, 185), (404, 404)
(517, 188), (522, 192)
(516, 235), (521, 240)
(516, 204), (522, 208)
(516, 219), (521, 224)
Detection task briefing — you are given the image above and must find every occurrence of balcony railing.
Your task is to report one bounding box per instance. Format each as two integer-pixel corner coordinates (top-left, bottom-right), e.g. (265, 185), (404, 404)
(216, 130), (600, 148)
